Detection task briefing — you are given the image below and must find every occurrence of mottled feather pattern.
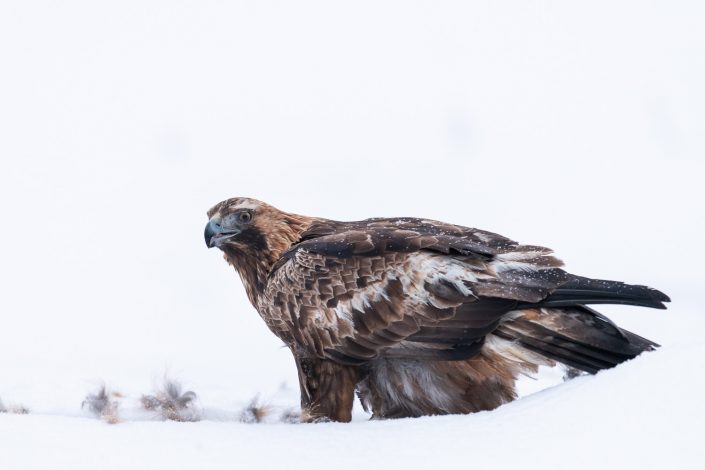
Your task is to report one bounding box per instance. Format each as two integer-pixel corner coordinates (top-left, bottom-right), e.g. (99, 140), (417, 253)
(263, 219), (569, 366)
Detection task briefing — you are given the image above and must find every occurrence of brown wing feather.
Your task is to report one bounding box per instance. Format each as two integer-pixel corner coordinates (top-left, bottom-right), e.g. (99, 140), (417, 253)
(263, 218), (568, 364)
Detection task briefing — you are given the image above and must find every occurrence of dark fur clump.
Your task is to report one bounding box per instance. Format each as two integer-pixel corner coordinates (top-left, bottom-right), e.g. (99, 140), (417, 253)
(0, 396), (30, 415)
(239, 396), (271, 423)
(9, 405), (30, 414)
(82, 385), (121, 424)
(237, 396), (304, 423)
(141, 379), (201, 422)
(279, 408), (301, 423)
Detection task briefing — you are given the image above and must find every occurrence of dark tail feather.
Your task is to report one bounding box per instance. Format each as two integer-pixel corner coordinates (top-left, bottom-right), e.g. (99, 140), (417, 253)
(494, 306), (658, 374)
(520, 275), (671, 310)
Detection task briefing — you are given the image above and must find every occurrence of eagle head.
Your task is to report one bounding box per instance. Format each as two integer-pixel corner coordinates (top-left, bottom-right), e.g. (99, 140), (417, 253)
(205, 197), (313, 264)
(204, 197), (266, 250)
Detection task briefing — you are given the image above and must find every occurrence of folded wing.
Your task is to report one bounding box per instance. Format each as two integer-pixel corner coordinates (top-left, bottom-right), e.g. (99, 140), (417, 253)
(265, 218), (668, 370)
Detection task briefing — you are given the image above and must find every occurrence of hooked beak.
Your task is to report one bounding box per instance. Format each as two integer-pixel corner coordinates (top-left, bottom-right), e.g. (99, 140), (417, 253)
(204, 218), (240, 248)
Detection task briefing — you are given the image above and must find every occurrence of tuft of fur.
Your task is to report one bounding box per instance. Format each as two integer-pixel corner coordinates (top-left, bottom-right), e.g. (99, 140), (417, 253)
(8, 404), (30, 414)
(141, 379), (201, 422)
(238, 396), (271, 423)
(279, 408), (301, 423)
(0, 396), (30, 415)
(82, 385), (121, 424)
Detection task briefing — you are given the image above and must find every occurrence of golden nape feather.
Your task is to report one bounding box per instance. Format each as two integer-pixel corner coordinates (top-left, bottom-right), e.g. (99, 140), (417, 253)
(205, 197), (669, 422)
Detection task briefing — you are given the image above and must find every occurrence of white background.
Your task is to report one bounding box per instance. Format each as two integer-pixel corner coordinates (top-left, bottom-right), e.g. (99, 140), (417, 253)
(1, 1), (703, 469)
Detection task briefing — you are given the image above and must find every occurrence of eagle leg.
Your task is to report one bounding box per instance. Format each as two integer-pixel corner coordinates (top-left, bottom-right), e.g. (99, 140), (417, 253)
(294, 354), (357, 423)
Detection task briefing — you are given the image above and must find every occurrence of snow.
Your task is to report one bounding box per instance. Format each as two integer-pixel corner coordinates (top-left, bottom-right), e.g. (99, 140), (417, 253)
(3, 343), (704, 470)
(1, 1), (704, 468)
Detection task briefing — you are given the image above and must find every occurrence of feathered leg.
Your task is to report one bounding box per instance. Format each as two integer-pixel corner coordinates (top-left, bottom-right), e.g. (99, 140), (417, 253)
(356, 342), (543, 419)
(294, 354), (357, 422)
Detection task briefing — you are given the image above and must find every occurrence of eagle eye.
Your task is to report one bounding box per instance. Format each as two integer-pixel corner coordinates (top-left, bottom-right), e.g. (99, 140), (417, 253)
(238, 211), (252, 223)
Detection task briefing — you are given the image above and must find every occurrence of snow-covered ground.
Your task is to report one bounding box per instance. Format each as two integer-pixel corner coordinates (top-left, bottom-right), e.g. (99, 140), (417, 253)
(4, 342), (704, 470)
(1, 1), (704, 469)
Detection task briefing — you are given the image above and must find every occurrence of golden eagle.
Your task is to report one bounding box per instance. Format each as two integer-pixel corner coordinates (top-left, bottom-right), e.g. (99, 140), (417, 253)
(205, 197), (668, 422)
